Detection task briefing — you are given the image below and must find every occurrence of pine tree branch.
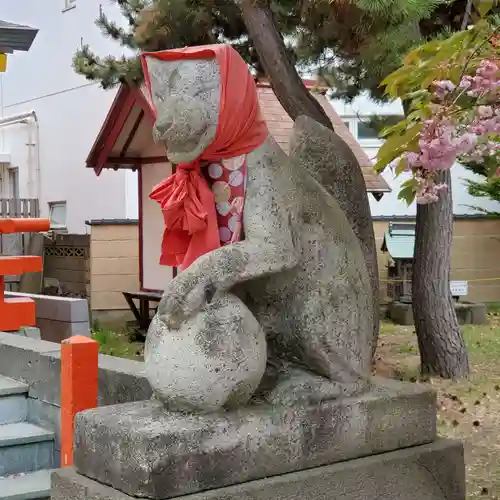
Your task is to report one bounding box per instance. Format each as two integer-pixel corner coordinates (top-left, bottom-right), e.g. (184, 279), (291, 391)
(113, 0), (147, 26)
(96, 10), (138, 49)
(73, 45), (142, 89)
(72, 0), (458, 100)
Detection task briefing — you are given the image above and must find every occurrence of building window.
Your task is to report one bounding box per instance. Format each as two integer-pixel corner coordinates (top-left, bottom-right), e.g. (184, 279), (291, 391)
(63, 0), (76, 11)
(357, 121), (380, 140)
(356, 115), (404, 141)
(342, 119), (355, 135)
(49, 202), (67, 230)
(8, 168), (19, 199)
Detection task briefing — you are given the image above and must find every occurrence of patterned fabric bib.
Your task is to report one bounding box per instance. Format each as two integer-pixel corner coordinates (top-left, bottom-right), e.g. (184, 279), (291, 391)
(203, 155), (247, 245)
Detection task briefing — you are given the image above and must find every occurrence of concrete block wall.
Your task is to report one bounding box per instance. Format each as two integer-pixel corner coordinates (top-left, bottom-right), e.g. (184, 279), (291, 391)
(0, 332), (152, 465)
(5, 292), (91, 343)
(43, 234), (90, 297)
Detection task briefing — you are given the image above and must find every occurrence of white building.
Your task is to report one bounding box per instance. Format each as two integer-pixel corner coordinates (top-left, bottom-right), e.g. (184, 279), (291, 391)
(0, 0), (138, 233)
(0, 1), (498, 235)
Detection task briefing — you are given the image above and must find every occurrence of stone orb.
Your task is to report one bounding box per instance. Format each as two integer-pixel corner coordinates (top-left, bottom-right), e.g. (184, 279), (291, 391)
(145, 292), (267, 412)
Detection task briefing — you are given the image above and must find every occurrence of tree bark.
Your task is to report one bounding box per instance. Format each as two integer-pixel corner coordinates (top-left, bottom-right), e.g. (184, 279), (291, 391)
(237, 0), (333, 130)
(412, 170), (469, 377)
(236, 0), (380, 354)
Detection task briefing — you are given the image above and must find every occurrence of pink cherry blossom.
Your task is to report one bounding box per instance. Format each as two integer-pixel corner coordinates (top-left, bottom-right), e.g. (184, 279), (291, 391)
(459, 76), (473, 89)
(433, 80), (456, 100)
(477, 59), (498, 78)
(398, 58), (500, 204)
(478, 105), (493, 118)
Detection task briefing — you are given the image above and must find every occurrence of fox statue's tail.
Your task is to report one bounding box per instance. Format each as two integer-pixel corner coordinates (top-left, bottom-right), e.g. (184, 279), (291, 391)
(288, 114), (380, 356)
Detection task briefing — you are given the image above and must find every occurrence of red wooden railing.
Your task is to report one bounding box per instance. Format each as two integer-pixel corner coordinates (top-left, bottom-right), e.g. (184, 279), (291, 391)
(0, 217), (49, 331)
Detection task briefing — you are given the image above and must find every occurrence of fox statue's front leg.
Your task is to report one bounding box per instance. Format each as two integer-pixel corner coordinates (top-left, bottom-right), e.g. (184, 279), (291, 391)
(158, 233), (299, 329)
(147, 212), (298, 412)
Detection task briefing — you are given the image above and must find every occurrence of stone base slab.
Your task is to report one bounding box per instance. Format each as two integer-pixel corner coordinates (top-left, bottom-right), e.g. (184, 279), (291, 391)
(52, 439), (464, 500)
(389, 300), (487, 326)
(74, 378), (436, 499)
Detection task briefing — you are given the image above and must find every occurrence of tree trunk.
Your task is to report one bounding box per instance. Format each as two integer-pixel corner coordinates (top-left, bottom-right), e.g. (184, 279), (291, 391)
(412, 170), (469, 377)
(236, 0), (380, 354)
(237, 0), (333, 130)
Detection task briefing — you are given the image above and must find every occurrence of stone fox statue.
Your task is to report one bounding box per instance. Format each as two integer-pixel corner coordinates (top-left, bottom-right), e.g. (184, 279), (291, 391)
(141, 45), (374, 412)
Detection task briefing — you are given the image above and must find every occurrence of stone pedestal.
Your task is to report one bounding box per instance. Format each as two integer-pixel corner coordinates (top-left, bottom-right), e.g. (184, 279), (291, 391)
(52, 439), (464, 500)
(455, 301), (487, 325)
(50, 378), (465, 500)
(388, 301), (414, 325)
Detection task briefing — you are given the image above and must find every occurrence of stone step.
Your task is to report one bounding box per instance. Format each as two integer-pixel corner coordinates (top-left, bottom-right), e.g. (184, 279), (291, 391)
(0, 423), (54, 477)
(0, 376), (29, 397)
(0, 375), (29, 426)
(0, 470), (51, 500)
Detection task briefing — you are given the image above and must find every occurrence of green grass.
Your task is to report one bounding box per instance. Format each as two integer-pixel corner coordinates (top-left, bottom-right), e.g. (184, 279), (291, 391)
(463, 324), (500, 359)
(396, 342), (416, 354)
(91, 328), (144, 360)
(487, 302), (500, 314)
(379, 321), (402, 335)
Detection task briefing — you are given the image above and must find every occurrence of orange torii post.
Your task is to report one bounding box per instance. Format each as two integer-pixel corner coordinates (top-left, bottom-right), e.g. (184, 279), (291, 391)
(0, 217), (50, 331)
(60, 336), (98, 467)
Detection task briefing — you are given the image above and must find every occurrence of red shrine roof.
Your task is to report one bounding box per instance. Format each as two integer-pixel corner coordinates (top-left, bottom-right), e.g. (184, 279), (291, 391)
(86, 81), (390, 193)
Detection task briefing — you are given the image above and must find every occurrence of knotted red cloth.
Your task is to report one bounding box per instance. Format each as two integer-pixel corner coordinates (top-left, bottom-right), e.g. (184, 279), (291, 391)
(141, 45), (268, 270)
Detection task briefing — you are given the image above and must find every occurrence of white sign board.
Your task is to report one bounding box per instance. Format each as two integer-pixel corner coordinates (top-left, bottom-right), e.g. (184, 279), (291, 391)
(450, 281), (468, 297)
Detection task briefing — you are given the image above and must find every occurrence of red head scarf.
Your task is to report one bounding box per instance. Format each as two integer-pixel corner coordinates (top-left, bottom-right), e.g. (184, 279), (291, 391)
(141, 44), (268, 270)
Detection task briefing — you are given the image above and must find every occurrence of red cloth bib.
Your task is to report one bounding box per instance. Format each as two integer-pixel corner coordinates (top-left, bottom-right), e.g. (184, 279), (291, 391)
(141, 45), (268, 270)
(205, 155), (247, 245)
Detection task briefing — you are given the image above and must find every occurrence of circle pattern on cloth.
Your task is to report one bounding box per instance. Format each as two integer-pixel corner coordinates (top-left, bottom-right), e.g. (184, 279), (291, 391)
(212, 181), (231, 203)
(219, 226), (232, 243)
(216, 202), (232, 216)
(228, 215), (239, 232)
(228, 170), (244, 187)
(208, 163), (223, 179)
(222, 155), (245, 171)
